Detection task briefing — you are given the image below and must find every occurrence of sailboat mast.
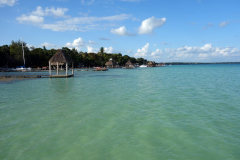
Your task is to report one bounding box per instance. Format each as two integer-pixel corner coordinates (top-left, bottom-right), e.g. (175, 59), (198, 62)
(21, 38), (25, 66)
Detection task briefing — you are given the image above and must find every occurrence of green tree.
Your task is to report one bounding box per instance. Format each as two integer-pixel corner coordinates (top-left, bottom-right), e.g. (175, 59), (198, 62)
(9, 39), (30, 66)
(0, 45), (10, 67)
(100, 47), (104, 67)
(0, 41), (149, 68)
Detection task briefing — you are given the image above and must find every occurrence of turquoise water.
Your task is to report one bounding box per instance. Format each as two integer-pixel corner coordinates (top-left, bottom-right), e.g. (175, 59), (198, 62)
(0, 65), (240, 160)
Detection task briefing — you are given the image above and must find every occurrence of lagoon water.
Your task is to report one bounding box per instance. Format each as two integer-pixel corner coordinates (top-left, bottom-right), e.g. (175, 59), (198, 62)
(0, 64), (240, 160)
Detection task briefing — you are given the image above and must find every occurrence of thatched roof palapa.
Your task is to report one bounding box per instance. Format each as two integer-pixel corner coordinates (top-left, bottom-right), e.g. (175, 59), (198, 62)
(126, 60), (134, 66)
(49, 49), (74, 65)
(148, 61), (156, 67)
(105, 59), (117, 66)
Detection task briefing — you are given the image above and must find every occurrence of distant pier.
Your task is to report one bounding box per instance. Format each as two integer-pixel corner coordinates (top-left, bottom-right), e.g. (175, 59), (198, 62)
(0, 74), (74, 79)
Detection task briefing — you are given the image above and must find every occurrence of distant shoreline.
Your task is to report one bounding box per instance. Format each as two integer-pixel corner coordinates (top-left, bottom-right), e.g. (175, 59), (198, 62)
(163, 62), (240, 65)
(1, 63), (240, 72)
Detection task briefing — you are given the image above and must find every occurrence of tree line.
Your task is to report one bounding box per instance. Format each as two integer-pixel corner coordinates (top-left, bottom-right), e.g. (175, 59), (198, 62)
(0, 40), (147, 68)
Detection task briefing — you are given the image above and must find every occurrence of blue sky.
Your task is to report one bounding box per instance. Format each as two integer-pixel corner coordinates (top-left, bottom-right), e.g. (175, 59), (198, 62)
(0, 0), (240, 62)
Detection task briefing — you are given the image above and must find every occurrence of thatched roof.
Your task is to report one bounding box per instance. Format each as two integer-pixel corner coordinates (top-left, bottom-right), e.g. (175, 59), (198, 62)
(49, 49), (74, 63)
(148, 61), (156, 65)
(105, 59), (117, 66)
(126, 60), (134, 66)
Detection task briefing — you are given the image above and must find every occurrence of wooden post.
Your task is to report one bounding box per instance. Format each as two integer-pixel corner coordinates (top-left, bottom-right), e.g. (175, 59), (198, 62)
(57, 62), (59, 75)
(49, 61), (51, 76)
(66, 62), (68, 75)
(72, 63), (74, 75)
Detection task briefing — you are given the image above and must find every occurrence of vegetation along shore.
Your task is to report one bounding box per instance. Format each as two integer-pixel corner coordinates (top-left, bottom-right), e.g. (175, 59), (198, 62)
(0, 40), (147, 69)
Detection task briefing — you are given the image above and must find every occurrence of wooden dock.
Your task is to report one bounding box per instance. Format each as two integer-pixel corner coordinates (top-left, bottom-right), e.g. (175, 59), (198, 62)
(0, 74), (74, 79)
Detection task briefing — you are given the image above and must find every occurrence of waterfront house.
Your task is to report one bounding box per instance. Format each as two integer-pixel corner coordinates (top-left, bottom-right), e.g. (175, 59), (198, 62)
(105, 58), (117, 68)
(125, 60), (135, 68)
(148, 61), (156, 67)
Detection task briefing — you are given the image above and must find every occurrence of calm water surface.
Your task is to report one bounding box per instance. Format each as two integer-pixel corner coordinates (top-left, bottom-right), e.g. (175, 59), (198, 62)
(0, 65), (240, 160)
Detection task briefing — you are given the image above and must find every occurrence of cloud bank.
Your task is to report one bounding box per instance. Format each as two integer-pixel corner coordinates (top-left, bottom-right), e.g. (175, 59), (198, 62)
(16, 6), (69, 24)
(16, 6), (132, 31)
(134, 43), (240, 61)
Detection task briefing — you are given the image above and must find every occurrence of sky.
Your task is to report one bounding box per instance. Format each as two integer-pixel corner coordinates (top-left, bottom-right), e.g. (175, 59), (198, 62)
(0, 0), (240, 62)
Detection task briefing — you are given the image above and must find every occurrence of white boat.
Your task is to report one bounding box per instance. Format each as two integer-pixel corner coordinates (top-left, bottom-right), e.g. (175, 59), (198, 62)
(15, 38), (32, 71)
(16, 66), (32, 71)
(139, 59), (148, 67)
(139, 64), (148, 67)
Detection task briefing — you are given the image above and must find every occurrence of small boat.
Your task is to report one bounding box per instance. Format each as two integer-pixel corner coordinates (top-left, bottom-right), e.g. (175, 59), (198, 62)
(93, 67), (108, 71)
(16, 64), (32, 71)
(15, 38), (32, 71)
(139, 64), (148, 67)
(139, 59), (148, 67)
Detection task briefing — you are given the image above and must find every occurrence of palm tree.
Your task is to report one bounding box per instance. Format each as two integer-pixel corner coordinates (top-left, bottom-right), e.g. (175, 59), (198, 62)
(100, 47), (104, 68)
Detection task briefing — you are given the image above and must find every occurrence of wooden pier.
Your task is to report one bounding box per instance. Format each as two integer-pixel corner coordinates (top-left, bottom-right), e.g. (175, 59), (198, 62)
(0, 74), (74, 79)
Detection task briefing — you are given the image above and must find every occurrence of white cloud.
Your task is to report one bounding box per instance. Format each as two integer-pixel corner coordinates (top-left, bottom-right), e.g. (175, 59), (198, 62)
(111, 26), (135, 36)
(41, 23), (79, 31)
(166, 44), (240, 61)
(65, 37), (85, 48)
(17, 8), (131, 31)
(200, 43), (212, 52)
(104, 46), (113, 53)
(40, 38), (88, 51)
(131, 43), (240, 61)
(198, 53), (208, 58)
(212, 46), (235, 56)
(16, 14), (44, 23)
(0, 0), (17, 7)
(31, 6), (69, 17)
(87, 45), (98, 53)
(134, 43), (149, 57)
(138, 16), (166, 35)
(26, 44), (34, 49)
(16, 6), (69, 24)
(32, 6), (45, 16)
(151, 49), (163, 56)
(87, 46), (115, 53)
(219, 20), (231, 27)
(41, 42), (58, 49)
(46, 7), (69, 17)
